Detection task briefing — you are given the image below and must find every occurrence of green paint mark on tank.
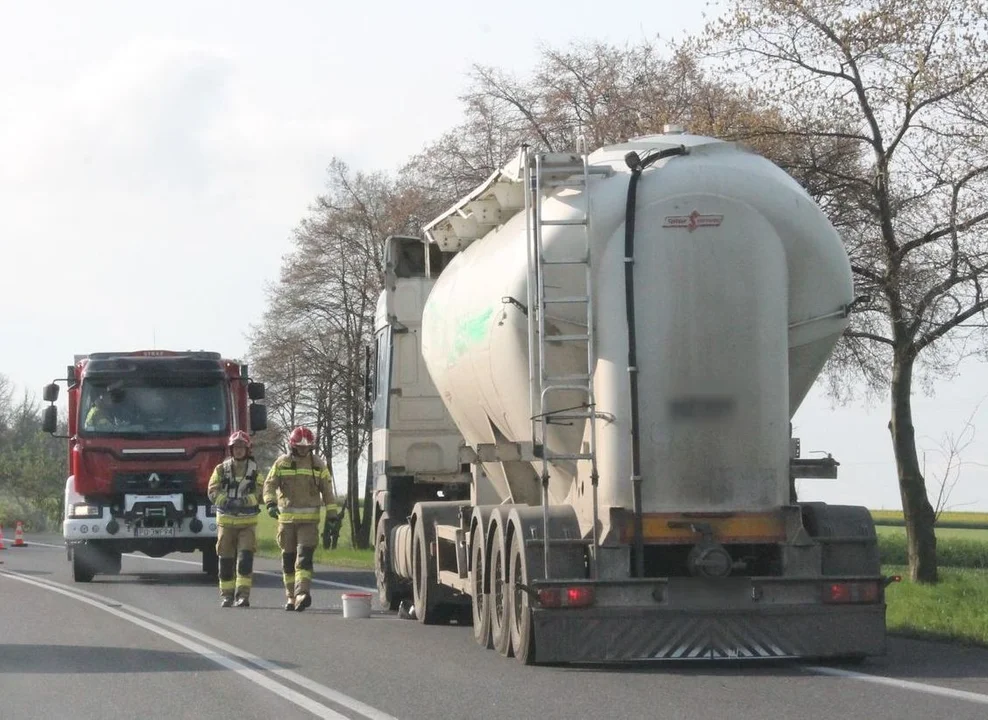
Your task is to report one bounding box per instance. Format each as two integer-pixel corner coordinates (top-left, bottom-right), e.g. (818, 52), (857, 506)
(450, 307), (494, 364)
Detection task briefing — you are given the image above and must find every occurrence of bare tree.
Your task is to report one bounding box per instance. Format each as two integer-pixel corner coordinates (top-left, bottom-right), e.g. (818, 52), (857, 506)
(921, 396), (985, 519)
(703, 0), (988, 582)
(250, 160), (423, 549)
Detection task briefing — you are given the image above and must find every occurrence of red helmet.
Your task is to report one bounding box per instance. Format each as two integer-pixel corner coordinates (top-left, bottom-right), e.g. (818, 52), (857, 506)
(289, 426), (315, 448)
(228, 430), (251, 449)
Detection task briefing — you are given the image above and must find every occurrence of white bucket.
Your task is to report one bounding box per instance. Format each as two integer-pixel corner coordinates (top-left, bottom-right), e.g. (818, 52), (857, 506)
(341, 592), (372, 619)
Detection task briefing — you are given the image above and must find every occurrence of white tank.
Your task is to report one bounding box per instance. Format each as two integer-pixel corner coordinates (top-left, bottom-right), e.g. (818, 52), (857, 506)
(421, 133), (853, 536)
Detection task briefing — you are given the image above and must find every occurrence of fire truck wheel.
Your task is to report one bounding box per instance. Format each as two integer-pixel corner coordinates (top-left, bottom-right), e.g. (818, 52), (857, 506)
(202, 545), (219, 577)
(72, 548), (96, 583)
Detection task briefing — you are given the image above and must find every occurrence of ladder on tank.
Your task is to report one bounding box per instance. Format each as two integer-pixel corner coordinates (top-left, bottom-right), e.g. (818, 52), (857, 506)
(523, 138), (608, 579)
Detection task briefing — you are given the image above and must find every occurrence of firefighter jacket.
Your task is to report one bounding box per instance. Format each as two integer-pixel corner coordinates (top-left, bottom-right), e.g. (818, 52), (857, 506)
(262, 453), (337, 523)
(207, 458), (262, 527)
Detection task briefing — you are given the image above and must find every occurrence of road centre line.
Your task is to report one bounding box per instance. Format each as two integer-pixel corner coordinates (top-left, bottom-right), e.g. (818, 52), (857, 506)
(1, 569), (397, 720)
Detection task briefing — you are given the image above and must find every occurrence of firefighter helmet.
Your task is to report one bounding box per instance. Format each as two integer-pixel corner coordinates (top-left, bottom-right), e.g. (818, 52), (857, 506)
(289, 426), (315, 448)
(228, 430), (251, 448)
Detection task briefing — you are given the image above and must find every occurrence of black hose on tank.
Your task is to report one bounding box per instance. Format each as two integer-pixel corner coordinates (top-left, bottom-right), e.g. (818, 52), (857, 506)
(623, 145), (686, 578)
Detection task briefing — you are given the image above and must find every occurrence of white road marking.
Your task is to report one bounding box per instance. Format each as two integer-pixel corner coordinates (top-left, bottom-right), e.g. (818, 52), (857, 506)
(6, 571), (396, 720)
(33, 539), (988, 709)
(808, 665), (988, 706)
(24, 540), (375, 591)
(2, 569), (353, 719)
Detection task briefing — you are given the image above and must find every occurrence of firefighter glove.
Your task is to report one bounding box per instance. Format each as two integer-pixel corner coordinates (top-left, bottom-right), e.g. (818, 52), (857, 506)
(266, 502), (280, 519)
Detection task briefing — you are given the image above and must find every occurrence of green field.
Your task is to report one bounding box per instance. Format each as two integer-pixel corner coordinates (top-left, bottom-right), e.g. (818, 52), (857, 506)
(871, 509), (988, 525)
(253, 511), (375, 570)
(883, 565), (988, 645)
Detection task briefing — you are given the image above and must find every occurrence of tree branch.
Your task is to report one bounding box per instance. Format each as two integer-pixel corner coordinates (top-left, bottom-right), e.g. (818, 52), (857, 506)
(916, 299), (988, 353)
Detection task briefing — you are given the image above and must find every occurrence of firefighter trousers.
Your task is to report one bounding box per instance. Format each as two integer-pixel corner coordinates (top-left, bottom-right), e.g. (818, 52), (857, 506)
(276, 521), (318, 599)
(216, 523), (257, 599)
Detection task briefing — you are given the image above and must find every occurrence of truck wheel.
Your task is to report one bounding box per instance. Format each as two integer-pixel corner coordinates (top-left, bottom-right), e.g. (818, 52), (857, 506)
(103, 550), (122, 576)
(202, 545), (219, 577)
(73, 548), (96, 583)
(375, 513), (402, 611)
(508, 531), (535, 664)
(488, 523), (513, 658)
(412, 520), (442, 624)
(470, 524), (493, 648)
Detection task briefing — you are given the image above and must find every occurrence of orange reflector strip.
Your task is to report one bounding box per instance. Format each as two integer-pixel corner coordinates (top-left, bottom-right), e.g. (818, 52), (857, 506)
(622, 512), (787, 544)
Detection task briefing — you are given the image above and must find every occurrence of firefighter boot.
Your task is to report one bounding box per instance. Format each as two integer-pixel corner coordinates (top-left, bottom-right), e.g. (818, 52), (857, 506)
(282, 551), (297, 610)
(219, 556), (236, 607)
(234, 550), (253, 608)
(294, 546), (315, 612)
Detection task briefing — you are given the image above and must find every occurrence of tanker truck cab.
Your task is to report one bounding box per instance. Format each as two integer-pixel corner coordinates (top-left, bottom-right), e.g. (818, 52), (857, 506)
(41, 350), (268, 582)
(371, 235), (473, 611)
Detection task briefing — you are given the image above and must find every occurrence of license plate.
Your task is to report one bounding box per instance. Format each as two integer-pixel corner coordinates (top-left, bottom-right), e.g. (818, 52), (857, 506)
(136, 527), (176, 538)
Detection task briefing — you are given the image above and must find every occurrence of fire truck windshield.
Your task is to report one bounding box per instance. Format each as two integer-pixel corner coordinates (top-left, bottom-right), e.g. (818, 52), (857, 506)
(79, 379), (229, 437)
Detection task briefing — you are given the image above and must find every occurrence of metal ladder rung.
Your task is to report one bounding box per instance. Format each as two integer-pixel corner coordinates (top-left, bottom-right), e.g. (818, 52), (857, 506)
(542, 384), (590, 395)
(543, 295), (589, 305)
(544, 373), (591, 383)
(541, 258), (589, 266)
(541, 218), (588, 227)
(546, 411), (594, 421)
(545, 334), (588, 343)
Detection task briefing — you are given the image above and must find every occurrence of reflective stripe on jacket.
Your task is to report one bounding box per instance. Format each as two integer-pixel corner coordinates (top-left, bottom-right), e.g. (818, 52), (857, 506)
(262, 453), (336, 523)
(207, 458), (261, 524)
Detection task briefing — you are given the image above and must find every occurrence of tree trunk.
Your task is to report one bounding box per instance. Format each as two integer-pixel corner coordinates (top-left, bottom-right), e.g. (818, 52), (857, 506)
(889, 351), (938, 583)
(347, 441), (364, 548)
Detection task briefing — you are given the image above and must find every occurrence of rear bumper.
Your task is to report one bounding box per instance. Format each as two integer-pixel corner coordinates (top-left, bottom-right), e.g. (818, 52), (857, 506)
(532, 603), (886, 663)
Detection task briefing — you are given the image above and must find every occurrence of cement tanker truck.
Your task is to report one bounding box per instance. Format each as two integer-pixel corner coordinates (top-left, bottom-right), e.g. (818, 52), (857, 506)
(372, 127), (888, 664)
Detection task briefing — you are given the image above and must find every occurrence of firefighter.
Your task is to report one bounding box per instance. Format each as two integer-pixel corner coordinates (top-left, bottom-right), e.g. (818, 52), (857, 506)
(207, 430), (261, 608)
(263, 426), (339, 611)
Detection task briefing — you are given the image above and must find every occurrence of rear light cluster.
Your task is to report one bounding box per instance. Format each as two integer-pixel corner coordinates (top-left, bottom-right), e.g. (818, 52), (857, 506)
(536, 585), (595, 608)
(824, 581), (881, 604)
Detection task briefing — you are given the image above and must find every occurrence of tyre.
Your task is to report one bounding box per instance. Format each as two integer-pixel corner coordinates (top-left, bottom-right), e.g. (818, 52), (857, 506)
(103, 550), (122, 576)
(488, 523), (513, 658)
(73, 548), (96, 583)
(470, 523), (493, 648)
(412, 519), (443, 624)
(508, 531), (535, 664)
(202, 545), (219, 577)
(375, 513), (403, 612)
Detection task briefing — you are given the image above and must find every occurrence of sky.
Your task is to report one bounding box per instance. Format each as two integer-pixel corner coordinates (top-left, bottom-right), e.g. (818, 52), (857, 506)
(2, 1), (986, 512)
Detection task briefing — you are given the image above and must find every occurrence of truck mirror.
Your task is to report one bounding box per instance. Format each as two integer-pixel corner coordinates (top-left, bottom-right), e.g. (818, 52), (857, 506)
(67, 365), (76, 385)
(42, 405), (58, 434)
(249, 403), (268, 432)
(43, 383), (60, 403)
(247, 382), (265, 401)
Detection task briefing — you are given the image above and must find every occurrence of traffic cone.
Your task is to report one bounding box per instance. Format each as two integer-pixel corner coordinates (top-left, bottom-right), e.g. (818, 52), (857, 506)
(0, 525), (6, 550)
(13, 521), (26, 548)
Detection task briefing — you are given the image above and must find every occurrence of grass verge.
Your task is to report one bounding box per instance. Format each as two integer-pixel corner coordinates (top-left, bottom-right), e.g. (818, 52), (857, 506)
(884, 564), (988, 646)
(254, 512), (375, 570)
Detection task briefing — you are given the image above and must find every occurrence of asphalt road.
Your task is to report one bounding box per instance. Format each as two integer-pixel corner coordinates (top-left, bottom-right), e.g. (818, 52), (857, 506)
(3, 534), (988, 720)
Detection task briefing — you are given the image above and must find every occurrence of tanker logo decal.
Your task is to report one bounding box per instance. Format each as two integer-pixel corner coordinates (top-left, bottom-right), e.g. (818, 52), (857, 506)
(450, 307), (494, 364)
(662, 210), (724, 232)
